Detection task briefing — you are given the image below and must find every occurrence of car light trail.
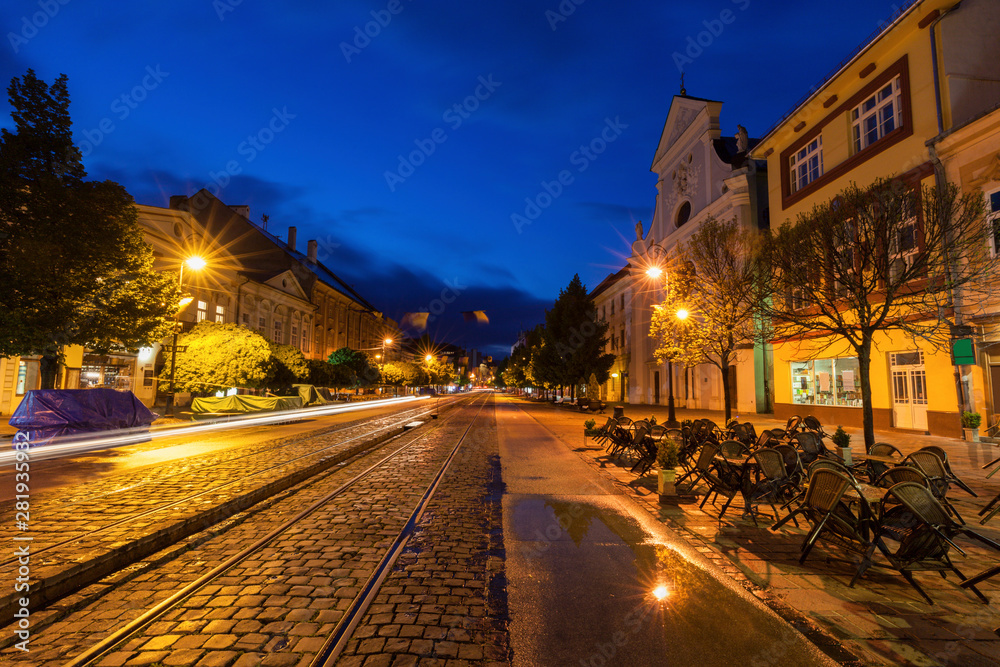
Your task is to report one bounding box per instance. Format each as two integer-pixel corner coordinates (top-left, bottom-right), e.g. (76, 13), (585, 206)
(1, 395), (432, 465)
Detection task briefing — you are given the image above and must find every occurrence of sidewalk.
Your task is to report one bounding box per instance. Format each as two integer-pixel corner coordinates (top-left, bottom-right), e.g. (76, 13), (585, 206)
(507, 397), (1000, 667)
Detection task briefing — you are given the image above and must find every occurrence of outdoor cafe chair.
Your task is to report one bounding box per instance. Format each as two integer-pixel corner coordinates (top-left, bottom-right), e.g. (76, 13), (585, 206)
(755, 429), (781, 450)
(605, 417), (635, 456)
(865, 442), (903, 479)
(876, 482), (995, 604)
(631, 425), (666, 475)
(746, 447), (800, 527)
(802, 415), (829, 438)
(617, 422), (650, 463)
(793, 431), (845, 466)
(773, 443), (805, 488)
(771, 469), (881, 586)
(873, 465), (930, 490)
(698, 443), (743, 521)
(677, 441), (718, 490)
(592, 417), (617, 446)
(903, 450), (966, 524)
(784, 415), (804, 435)
(918, 445), (977, 497)
(730, 421), (758, 446)
(782, 458), (856, 512)
(719, 439), (751, 459)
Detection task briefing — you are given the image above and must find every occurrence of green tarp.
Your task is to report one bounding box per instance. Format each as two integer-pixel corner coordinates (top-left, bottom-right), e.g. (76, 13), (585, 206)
(292, 384), (328, 407)
(190, 394), (303, 414)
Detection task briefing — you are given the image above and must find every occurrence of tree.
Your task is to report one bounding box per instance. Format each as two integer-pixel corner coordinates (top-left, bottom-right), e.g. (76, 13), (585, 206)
(269, 342), (308, 388)
(161, 322), (274, 393)
(380, 360), (419, 395)
(0, 70), (178, 388)
(544, 274), (614, 399)
(650, 217), (772, 422)
(328, 347), (378, 389)
(765, 178), (999, 448)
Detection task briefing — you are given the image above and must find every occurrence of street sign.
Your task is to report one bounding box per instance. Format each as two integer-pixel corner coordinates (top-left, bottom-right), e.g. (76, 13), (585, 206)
(951, 338), (975, 365)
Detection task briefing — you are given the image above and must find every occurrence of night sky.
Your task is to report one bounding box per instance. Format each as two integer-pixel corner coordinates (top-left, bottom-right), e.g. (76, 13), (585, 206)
(1, 1), (904, 358)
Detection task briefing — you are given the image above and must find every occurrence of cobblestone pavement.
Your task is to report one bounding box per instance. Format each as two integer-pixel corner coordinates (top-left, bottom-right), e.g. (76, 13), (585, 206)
(337, 398), (510, 667)
(0, 401), (446, 628)
(510, 396), (1000, 666)
(1, 394), (508, 666)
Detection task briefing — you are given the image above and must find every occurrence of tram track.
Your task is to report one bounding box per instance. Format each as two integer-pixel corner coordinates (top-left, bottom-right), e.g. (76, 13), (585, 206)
(0, 395), (469, 627)
(43, 392), (494, 667)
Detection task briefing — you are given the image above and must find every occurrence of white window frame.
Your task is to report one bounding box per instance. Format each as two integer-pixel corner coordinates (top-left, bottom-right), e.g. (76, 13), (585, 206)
(258, 315), (266, 335)
(852, 76), (902, 153)
(790, 135), (823, 193)
(291, 324), (299, 348)
(196, 300), (208, 322)
(215, 305), (225, 323)
(273, 320), (283, 344)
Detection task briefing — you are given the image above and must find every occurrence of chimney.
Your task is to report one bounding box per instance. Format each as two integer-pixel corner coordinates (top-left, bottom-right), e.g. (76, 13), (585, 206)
(307, 239), (318, 263)
(228, 205), (250, 219)
(287, 226), (297, 251)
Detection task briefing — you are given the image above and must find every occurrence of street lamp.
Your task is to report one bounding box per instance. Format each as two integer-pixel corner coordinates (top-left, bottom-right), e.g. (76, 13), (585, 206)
(165, 256), (205, 417)
(665, 307), (689, 428)
(382, 338), (393, 366)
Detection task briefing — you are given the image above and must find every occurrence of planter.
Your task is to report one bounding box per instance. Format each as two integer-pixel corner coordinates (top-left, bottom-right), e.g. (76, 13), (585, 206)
(657, 468), (677, 496)
(964, 428), (980, 442)
(839, 447), (853, 466)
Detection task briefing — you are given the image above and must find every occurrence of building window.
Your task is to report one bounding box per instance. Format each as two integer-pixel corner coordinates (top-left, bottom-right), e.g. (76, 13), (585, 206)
(791, 357), (861, 407)
(890, 198), (920, 281)
(291, 325), (299, 348)
(620, 294), (625, 310)
(852, 76), (902, 154)
(215, 305), (225, 323)
(676, 201), (691, 227)
(790, 135), (823, 194)
(619, 328), (625, 349)
(988, 189), (1000, 256)
(610, 301), (615, 316)
(197, 301), (208, 322)
(273, 320), (283, 344)
(258, 316), (266, 335)
(242, 312), (250, 325)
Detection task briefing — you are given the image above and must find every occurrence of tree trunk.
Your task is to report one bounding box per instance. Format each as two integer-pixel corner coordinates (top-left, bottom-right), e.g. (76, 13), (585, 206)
(858, 337), (875, 450)
(720, 358), (732, 423)
(39, 352), (59, 390)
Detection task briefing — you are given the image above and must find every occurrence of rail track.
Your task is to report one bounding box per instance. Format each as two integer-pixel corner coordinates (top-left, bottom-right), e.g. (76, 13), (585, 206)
(41, 392), (493, 666)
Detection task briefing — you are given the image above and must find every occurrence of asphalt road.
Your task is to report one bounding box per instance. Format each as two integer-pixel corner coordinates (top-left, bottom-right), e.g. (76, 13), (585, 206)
(496, 396), (837, 667)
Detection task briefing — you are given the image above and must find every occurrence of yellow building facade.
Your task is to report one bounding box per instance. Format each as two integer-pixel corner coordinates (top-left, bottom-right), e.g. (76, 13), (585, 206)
(750, 0), (1000, 436)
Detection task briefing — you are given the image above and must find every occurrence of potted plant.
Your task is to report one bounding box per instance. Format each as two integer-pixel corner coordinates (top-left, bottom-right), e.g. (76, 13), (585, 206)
(831, 425), (852, 465)
(583, 418), (598, 436)
(657, 436), (680, 497)
(962, 411), (981, 442)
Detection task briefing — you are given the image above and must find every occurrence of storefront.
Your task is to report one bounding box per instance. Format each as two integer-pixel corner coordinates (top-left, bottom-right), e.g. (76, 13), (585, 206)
(790, 357), (863, 408)
(79, 354), (137, 392)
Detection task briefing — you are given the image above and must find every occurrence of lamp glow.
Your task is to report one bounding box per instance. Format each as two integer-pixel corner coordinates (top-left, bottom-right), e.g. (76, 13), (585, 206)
(652, 584), (670, 600)
(646, 266), (662, 279)
(676, 308), (689, 320)
(185, 256), (207, 271)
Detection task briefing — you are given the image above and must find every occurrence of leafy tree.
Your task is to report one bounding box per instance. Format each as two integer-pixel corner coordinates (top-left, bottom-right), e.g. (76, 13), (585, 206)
(650, 217), (772, 422)
(268, 342), (308, 388)
(328, 347), (378, 389)
(306, 358), (335, 387)
(765, 178), (999, 448)
(544, 275), (614, 399)
(380, 360), (419, 395)
(161, 322), (274, 393)
(0, 70), (179, 388)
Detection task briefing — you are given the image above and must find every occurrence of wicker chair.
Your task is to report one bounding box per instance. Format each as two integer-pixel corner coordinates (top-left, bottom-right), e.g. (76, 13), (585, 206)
(917, 445), (977, 497)
(877, 482), (991, 604)
(746, 448), (799, 526)
(677, 441), (719, 491)
(771, 469), (880, 585)
(719, 439), (751, 459)
(755, 429), (780, 450)
(773, 443), (805, 487)
(873, 465), (930, 489)
(793, 431), (844, 466)
(784, 415), (804, 434)
(698, 443), (744, 521)
(904, 450), (966, 524)
(631, 425), (666, 475)
(802, 415), (828, 438)
(864, 442), (903, 479)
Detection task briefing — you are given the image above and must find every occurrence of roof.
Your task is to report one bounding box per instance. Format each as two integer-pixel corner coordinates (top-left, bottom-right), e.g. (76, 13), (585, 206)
(752, 0), (925, 153)
(589, 265), (631, 299)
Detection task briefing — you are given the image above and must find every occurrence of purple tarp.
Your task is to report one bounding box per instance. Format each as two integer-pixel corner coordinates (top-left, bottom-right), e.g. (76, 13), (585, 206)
(10, 389), (157, 446)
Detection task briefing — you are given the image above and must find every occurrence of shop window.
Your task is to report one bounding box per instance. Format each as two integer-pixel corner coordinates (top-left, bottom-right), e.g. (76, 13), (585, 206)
(791, 357), (861, 407)
(790, 136), (823, 194)
(215, 305), (225, 323)
(197, 301), (208, 322)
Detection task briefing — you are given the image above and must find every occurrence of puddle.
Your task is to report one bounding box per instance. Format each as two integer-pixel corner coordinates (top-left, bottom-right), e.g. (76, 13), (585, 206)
(508, 497), (830, 667)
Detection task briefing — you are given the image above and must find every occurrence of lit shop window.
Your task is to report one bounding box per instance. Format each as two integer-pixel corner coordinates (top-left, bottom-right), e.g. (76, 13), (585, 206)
(790, 357), (862, 407)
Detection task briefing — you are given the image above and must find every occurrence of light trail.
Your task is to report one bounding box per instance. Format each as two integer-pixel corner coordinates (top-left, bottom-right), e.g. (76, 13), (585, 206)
(2, 395), (434, 466)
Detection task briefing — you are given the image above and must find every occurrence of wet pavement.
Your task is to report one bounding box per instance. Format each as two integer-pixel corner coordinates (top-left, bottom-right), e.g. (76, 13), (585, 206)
(497, 398), (836, 666)
(505, 395), (1000, 666)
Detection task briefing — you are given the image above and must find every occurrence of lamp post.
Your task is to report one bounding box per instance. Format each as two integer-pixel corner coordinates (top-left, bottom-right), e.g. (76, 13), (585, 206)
(644, 251), (687, 428)
(165, 256), (205, 417)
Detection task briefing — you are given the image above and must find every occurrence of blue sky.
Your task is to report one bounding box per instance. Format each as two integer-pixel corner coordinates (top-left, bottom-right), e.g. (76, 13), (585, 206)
(1, 0), (906, 358)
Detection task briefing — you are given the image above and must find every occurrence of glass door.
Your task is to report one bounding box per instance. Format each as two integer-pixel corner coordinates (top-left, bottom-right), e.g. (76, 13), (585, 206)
(890, 351), (927, 430)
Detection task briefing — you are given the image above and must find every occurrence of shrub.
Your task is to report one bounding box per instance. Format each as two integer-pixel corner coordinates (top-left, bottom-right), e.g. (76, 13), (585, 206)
(584, 418), (596, 431)
(962, 411), (982, 429)
(831, 425), (851, 449)
(657, 437), (680, 469)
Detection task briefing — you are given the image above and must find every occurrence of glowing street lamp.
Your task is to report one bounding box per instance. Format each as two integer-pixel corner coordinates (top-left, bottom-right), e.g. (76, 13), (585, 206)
(165, 256), (206, 417)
